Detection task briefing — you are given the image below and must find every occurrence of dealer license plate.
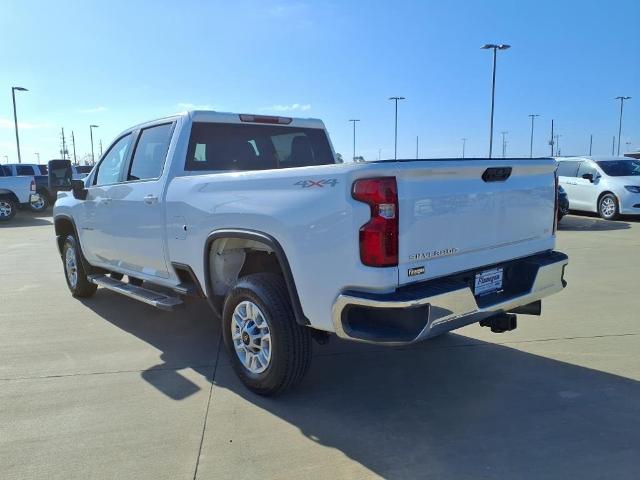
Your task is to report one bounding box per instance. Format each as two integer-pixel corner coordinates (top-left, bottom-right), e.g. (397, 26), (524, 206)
(474, 268), (503, 296)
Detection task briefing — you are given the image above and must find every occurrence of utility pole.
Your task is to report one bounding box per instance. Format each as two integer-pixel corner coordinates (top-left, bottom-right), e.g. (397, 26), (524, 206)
(415, 136), (419, 159)
(378, 148), (382, 160)
(615, 96), (631, 156)
(501, 131), (508, 158)
(35, 152), (40, 163)
(481, 44), (511, 157)
(90, 125), (99, 164)
(61, 128), (68, 160)
(589, 134), (593, 156)
(612, 136), (616, 156)
(549, 119), (555, 157)
(554, 134), (562, 156)
(461, 138), (467, 158)
(349, 119), (360, 161)
(99, 139), (103, 157)
(528, 114), (540, 158)
(389, 96), (405, 160)
(71, 131), (77, 165)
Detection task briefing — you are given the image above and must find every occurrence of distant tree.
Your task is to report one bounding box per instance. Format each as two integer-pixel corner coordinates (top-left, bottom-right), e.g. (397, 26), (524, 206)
(354, 156), (366, 163)
(335, 152), (344, 163)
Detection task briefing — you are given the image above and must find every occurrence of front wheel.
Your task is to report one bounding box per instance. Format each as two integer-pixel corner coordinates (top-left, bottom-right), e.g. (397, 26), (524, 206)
(598, 193), (619, 220)
(222, 273), (312, 396)
(0, 198), (17, 221)
(62, 235), (97, 298)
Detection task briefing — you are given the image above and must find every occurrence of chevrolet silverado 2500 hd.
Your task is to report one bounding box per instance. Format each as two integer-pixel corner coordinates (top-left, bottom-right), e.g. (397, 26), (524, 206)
(53, 110), (568, 395)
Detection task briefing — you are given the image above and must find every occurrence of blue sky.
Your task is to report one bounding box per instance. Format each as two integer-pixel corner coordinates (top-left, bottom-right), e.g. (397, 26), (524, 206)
(1, 0), (638, 164)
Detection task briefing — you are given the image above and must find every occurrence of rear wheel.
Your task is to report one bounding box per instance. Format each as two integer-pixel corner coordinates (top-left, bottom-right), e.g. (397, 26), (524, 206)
(0, 198), (17, 221)
(29, 193), (49, 213)
(62, 235), (97, 297)
(222, 273), (312, 396)
(598, 193), (619, 220)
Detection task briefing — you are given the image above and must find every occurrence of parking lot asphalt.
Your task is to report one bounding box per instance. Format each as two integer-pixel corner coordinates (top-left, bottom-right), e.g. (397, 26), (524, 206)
(1, 213), (639, 480)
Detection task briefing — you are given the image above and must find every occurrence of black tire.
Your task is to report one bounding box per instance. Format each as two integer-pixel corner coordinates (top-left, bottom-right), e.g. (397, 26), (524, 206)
(62, 235), (97, 298)
(29, 193), (49, 213)
(598, 193), (619, 220)
(0, 198), (17, 222)
(110, 272), (124, 280)
(222, 273), (312, 396)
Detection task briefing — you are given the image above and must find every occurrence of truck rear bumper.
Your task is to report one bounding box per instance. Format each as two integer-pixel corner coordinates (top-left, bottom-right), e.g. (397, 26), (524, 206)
(331, 251), (568, 345)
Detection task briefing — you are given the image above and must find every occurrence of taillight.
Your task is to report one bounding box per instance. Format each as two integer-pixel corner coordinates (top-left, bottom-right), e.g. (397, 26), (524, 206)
(239, 114), (292, 125)
(553, 171), (559, 234)
(30, 180), (36, 193)
(352, 177), (398, 267)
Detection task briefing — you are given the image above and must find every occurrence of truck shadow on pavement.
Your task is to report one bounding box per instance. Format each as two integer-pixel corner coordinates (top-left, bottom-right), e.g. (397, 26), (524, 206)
(0, 214), (52, 228)
(559, 214), (630, 231)
(82, 292), (639, 479)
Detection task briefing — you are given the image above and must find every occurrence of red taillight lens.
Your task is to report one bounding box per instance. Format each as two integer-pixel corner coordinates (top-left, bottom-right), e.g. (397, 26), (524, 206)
(30, 180), (36, 193)
(352, 177), (398, 267)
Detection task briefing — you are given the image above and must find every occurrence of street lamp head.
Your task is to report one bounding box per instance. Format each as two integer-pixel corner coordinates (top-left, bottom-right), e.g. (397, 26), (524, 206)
(349, 119), (360, 122)
(90, 124), (99, 128)
(615, 96), (631, 100)
(481, 44), (510, 50)
(12, 86), (28, 92)
(389, 96), (405, 101)
(481, 44), (496, 49)
(498, 44), (511, 50)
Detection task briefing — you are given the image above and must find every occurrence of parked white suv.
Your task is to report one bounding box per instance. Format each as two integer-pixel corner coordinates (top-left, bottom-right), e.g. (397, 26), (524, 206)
(53, 110), (568, 395)
(557, 156), (640, 220)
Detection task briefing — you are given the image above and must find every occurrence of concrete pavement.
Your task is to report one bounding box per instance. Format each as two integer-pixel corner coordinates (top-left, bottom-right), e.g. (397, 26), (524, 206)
(1, 213), (639, 479)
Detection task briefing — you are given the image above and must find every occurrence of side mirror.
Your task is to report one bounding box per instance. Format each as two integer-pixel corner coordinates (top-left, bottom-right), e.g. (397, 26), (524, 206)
(72, 179), (88, 200)
(48, 159), (73, 192)
(582, 173), (594, 182)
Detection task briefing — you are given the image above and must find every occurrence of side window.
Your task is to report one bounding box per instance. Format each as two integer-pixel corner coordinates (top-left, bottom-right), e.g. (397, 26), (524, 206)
(94, 134), (133, 186)
(16, 166), (34, 176)
(577, 162), (597, 179)
(128, 123), (173, 181)
(557, 161), (579, 177)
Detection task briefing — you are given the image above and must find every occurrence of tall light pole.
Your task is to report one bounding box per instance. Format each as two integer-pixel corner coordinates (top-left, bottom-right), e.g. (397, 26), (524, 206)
(461, 138), (467, 158)
(90, 124), (99, 164)
(615, 96), (631, 156)
(389, 96), (405, 160)
(501, 131), (508, 158)
(589, 134), (593, 156)
(415, 136), (419, 159)
(35, 152), (40, 163)
(528, 114), (540, 158)
(554, 134), (562, 156)
(11, 86), (28, 164)
(71, 131), (78, 165)
(481, 44), (510, 158)
(349, 119), (360, 161)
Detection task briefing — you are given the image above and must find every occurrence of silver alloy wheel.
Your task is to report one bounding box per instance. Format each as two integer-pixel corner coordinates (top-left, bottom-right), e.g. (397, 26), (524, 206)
(601, 197), (616, 218)
(231, 300), (272, 374)
(0, 200), (12, 218)
(65, 246), (78, 288)
(30, 196), (46, 211)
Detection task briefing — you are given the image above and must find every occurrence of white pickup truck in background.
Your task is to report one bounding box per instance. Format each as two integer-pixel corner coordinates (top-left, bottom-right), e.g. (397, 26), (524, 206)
(53, 110), (568, 395)
(0, 166), (37, 222)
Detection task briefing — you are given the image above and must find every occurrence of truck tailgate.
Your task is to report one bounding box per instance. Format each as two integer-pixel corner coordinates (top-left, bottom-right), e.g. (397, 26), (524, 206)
(395, 159), (556, 286)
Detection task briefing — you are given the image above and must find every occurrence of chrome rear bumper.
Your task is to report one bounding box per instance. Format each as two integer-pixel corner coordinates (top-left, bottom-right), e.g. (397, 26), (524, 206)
(332, 251), (568, 345)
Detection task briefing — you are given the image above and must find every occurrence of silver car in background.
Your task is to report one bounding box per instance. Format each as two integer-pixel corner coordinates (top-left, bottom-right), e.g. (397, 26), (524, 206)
(557, 156), (640, 220)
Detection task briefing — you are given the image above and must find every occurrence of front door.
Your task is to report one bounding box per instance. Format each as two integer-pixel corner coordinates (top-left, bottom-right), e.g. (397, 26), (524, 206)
(101, 122), (174, 279)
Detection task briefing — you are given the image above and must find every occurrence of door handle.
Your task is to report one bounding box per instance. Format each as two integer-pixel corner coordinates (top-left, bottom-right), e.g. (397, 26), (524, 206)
(144, 194), (158, 205)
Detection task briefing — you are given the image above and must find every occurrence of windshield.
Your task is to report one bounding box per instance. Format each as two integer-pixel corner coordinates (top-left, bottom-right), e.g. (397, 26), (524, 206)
(597, 160), (640, 177)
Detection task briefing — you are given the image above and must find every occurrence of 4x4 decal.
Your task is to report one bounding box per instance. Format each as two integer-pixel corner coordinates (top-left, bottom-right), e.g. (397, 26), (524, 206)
(294, 179), (339, 188)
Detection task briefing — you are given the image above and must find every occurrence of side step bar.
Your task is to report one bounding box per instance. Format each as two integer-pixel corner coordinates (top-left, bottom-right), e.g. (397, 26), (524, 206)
(87, 274), (184, 311)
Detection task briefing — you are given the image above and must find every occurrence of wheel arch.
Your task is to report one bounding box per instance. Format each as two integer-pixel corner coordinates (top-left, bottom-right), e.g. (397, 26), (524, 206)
(53, 214), (95, 274)
(204, 229), (310, 326)
(597, 190), (620, 210)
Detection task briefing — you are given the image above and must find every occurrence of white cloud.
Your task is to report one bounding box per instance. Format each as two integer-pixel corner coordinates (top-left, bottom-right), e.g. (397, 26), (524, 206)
(78, 106), (108, 113)
(0, 117), (53, 129)
(260, 103), (311, 113)
(176, 102), (214, 110)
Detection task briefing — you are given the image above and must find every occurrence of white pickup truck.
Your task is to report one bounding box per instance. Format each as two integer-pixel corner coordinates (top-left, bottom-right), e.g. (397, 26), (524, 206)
(53, 110), (568, 395)
(0, 166), (37, 222)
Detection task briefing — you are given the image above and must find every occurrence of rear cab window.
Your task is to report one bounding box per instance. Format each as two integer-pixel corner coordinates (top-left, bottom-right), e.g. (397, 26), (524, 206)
(185, 122), (335, 171)
(557, 161), (580, 177)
